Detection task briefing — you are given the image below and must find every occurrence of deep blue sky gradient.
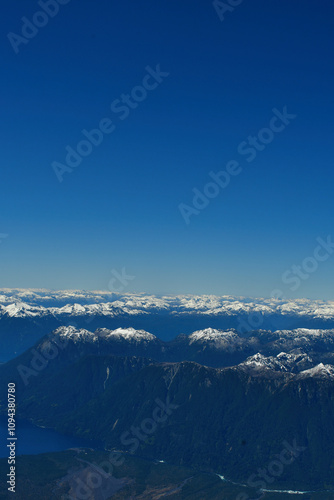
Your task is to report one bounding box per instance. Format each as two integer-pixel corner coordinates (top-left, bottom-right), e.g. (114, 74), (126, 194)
(1, 0), (334, 299)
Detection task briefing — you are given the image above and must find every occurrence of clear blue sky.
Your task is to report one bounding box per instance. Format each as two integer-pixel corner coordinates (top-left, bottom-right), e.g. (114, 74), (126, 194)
(1, 0), (333, 300)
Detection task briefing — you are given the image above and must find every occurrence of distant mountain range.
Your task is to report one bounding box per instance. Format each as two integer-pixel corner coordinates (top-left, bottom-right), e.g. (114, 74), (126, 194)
(1, 325), (334, 492)
(1, 288), (334, 362)
(1, 288), (334, 319)
(1, 290), (334, 493)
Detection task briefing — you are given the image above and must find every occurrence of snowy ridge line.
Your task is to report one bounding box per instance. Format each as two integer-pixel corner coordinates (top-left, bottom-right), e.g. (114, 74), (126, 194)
(45, 325), (334, 380)
(1, 289), (334, 319)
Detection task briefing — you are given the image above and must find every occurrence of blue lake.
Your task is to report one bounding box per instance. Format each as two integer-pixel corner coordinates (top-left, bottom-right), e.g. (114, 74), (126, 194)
(0, 417), (99, 458)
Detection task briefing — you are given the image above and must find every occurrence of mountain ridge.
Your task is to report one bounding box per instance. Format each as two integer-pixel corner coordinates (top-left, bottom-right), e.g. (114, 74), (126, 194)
(1, 290), (334, 362)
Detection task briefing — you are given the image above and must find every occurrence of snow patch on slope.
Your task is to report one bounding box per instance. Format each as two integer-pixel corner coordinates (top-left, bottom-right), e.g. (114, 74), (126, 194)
(297, 363), (334, 380)
(95, 327), (157, 343)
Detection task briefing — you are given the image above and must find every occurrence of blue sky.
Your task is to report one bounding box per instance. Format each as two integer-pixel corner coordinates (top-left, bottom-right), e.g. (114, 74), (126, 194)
(1, 0), (334, 299)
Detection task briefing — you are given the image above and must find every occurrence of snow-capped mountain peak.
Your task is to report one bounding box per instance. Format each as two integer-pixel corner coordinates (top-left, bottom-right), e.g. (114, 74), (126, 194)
(95, 327), (157, 343)
(52, 325), (98, 343)
(1, 288), (334, 324)
(241, 352), (314, 373)
(188, 328), (239, 345)
(2, 302), (46, 318)
(297, 363), (334, 380)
